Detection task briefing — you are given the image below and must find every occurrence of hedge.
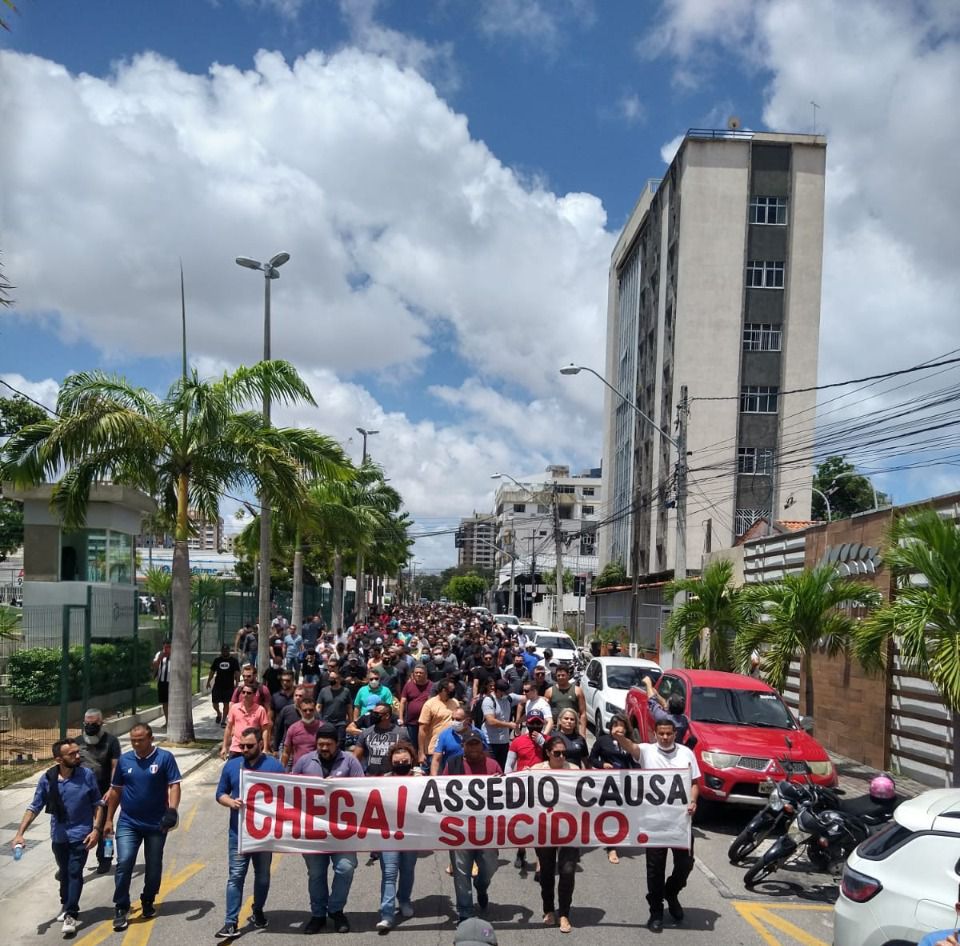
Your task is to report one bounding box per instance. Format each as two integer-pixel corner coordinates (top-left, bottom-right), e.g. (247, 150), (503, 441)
(7, 640), (153, 705)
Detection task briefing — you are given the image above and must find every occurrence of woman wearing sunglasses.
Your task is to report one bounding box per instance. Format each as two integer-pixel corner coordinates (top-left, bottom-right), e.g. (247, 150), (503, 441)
(531, 736), (579, 933)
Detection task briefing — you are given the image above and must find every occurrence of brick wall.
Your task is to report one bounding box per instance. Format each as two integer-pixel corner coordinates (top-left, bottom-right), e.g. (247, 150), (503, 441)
(799, 510), (893, 769)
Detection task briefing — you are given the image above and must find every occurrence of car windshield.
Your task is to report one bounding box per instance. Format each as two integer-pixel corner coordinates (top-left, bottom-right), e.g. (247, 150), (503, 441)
(606, 666), (662, 690)
(536, 635), (574, 650)
(690, 687), (797, 729)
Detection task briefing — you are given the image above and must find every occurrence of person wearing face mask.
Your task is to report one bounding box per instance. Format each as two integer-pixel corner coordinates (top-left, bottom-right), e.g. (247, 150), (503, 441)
(11, 738), (104, 938)
(418, 676), (460, 769)
(376, 741), (421, 932)
(281, 695), (323, 769)
(353, 703), (406, 775)
(505, 708), (548, 872)
(76, 708), (122, 874)
(430, 707), (487, 776)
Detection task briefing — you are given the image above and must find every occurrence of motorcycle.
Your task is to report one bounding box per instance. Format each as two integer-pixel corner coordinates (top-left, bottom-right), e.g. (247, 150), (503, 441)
(743, 790), (899, 886)
(728, 778), (825, 864)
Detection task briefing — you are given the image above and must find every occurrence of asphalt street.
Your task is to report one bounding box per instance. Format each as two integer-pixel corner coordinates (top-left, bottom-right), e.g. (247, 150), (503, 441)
(1, 749), (839, 946)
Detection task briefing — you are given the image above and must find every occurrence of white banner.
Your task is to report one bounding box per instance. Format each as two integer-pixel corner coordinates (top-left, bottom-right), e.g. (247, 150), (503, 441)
(238, 768), (692, 854)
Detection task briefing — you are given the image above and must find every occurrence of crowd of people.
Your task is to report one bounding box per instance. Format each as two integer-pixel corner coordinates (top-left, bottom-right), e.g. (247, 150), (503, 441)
(11, 602), (699, 941)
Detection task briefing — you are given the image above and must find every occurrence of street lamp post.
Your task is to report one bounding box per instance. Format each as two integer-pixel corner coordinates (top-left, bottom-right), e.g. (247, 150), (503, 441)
(560, 364), (687, 667)
(236, 252), (290, 673)
(355, 427), (379, 622)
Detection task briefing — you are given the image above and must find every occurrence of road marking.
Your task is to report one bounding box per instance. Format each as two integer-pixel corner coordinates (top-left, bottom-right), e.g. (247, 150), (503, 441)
(733, 901), (832, 946)
(71, 861), (205, 946)
(236, 848), (283, 926)
(181, 801), (199, 834)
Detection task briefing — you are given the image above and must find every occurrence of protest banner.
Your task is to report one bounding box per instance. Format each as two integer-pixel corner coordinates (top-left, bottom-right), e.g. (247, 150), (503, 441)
(238, 768), (692, 855)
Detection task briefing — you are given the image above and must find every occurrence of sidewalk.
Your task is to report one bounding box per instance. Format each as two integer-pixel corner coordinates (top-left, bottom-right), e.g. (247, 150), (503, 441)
(830, 749), (932, 799)
(0, 695), (224, 904)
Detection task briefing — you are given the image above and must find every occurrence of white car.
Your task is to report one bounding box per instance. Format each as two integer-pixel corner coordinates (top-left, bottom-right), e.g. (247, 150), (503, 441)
(493, 613), (520, 628)
(470, 606), (492, 618)
(583, 656), (663, 734)
(834, 788), (960, 946)
(529, 629), (578, 665)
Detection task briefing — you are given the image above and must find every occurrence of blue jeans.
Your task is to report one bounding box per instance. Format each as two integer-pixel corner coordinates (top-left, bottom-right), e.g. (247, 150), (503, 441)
(113, 819), (167, 911)
(450, 849), (498, 922)
(225, 830), (273, 925)
(302, 852), (356, 917)
(52, 840), (89, 918)
(379, 851), (417, 921)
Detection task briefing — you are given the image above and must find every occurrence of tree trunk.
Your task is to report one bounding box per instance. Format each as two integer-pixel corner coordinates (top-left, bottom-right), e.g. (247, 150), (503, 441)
(803, 649), (815, 721)
(291, 530), (304, 633)
(332, 551), (344, 633)
(167, 478), (195, 743)
(356, 551), (365, 622)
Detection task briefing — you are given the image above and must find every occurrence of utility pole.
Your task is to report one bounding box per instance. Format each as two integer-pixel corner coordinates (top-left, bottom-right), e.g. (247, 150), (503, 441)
(552, 481), (565, 631)
(668, 385), (689, 670)
(508, 538), (516, 616)
(355, 427), (379, 622)
(527, 535), (537, 621)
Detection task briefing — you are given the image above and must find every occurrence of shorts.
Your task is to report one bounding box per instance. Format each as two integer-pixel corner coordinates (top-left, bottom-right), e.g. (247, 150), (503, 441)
(157, 681), (169, 704)
(211, 688), (233, 703)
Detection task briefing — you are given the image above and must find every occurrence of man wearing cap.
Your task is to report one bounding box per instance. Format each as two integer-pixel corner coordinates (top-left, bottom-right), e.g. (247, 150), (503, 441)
(291, 723), (364, 934)
(505, 709), (548, 871)
(443, 735), (502, 924)
(521, 641), (539, 674)
(454, 917), (498, 946)
(215, 726), (284, 938)
(431, 707), (488, 777)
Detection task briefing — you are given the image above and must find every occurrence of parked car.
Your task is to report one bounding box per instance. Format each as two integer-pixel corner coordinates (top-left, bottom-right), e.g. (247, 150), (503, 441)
(470, 606), (492, 618)
(623, 669), (837, 805)
(583, 656), (662, 734)
(530, 629), (578, 665)
(835, 788), (960, 946)
(493, 613), (520, 628)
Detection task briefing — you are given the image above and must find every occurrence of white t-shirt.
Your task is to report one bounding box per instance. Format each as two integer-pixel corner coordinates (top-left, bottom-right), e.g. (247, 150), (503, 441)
(637, 741), (701, 782)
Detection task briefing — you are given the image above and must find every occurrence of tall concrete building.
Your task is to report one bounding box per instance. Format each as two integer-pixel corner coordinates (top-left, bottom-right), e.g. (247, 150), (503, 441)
(600, 129), (826, 580)
(456, 514), (497, 571)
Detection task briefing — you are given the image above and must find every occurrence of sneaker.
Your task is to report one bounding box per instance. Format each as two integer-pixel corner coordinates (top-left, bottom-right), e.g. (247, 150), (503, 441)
(251, 908), (268, 929)
(399, 903), (414, 919)
(62, 915), (78, 938)
(514, 852), (525, 869)
(215, 923), (238, 939)
(303, 916), (326, 934)
(376, 918), (392, 934)
(140, 900), (156, 919)
(113, 909), (129, 932)
(330, 911), (350, 934)
(215, 711), (222, 724)
(647, 916), (663, 933)
(666, 895), (684, 922)
(56, 910), (67, 922)
(220, 720), (227, 728)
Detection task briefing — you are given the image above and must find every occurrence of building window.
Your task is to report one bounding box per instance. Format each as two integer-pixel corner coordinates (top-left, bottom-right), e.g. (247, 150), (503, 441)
(742, 323), (782, 351)
(536, 504), (550, 514)
(580, 532), (596, 556)
(735, 508), (767, 536)
(746, 260), (785, 289)
(740, 386), (779, 414)
(513, 503), (526, 513)
(582, 505), (595, 516)
(582, 487), (595, 496)
(750, 196), (788, 225)
(737, 447), (774, 475)
(556, 485), (576, 494)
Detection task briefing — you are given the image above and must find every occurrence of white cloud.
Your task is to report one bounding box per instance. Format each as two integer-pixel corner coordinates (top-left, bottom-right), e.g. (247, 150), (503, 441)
(617, 93), (647, 125)
(476, 0), (596, 49)
(0, 375), (61, 417)
(659, 133), (684, 163)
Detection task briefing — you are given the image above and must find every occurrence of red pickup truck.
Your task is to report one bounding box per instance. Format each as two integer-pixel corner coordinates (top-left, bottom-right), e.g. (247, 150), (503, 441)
(624, 669), (837, 805)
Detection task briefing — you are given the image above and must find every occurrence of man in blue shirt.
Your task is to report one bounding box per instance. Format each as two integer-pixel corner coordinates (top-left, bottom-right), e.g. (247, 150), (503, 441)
(11, 738), (103, 937)
(215, 726), (284, 938)
(431, 708), (489, 776)
(104, 723), (181, 931)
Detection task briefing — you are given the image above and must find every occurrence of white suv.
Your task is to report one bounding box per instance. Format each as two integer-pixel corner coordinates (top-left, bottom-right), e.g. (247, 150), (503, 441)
(834, 788), (960, 946)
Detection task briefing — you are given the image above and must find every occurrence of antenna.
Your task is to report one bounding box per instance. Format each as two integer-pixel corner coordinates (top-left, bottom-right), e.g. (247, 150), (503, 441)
(727, 115), (741, 131)
(810, 100), (820, 134)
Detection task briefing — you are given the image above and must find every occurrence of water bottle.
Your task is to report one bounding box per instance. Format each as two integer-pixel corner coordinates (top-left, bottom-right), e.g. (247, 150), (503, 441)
(13, 844), (23, 861)
(103, 838), (113, 858)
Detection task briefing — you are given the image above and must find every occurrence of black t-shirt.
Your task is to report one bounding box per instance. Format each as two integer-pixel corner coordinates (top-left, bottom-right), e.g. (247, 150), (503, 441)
(471, 665), (500, 690)
(357, 724), (406, 774)
(209, 655), (240, 692)
(317, 685), (352, 725)
(77, 732), (122, 793)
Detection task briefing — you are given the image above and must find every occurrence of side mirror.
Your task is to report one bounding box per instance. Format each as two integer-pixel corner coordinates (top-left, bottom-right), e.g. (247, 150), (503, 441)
(587, 679), (599, 688)
(798, 715), (814, 733)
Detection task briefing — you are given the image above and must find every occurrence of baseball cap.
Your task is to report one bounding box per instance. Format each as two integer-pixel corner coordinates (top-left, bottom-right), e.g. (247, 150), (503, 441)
(315, 722), (338, 741)
(454, 917), (498, 946)
(462, 731), (484, 745)
(525, 708), (546, 722)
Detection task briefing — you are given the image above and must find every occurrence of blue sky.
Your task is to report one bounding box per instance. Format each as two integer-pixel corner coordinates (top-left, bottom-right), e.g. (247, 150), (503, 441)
(2, 0), (958, 568)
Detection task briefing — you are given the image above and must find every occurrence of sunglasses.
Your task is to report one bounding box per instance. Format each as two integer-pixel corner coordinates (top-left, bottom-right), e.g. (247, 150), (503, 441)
(239, 743), (259, 750)
(550, 750), (567, 757)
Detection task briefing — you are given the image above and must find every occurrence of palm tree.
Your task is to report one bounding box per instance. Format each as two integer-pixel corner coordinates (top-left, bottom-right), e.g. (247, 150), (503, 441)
(664, 558), (746, 670)
(736, 564), (881, 719)
(853, 509), (960, 784)
(0, 360), (347, 742)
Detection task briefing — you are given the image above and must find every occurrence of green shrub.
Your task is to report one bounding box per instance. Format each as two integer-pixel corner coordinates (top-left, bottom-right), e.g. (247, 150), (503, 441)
(7, 640), (153, 704)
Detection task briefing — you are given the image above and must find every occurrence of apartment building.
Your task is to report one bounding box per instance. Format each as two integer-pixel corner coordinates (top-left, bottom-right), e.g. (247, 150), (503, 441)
(456, 514), (497, 571)
(600, 128), (826, 580)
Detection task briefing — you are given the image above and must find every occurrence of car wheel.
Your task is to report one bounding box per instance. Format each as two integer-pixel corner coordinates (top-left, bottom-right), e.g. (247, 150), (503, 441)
(595, 711), (603, 734)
